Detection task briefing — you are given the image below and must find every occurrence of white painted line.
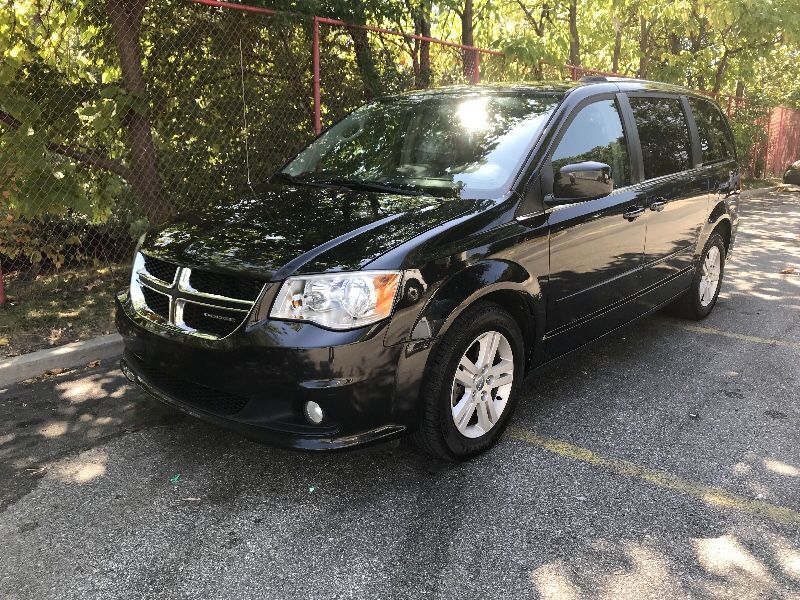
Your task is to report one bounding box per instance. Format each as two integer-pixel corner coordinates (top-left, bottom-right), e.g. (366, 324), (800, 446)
(659, 318), (799, 349)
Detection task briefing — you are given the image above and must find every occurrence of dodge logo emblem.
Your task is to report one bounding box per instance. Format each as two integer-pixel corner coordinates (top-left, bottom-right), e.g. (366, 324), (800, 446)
(203, 312), (237, 323)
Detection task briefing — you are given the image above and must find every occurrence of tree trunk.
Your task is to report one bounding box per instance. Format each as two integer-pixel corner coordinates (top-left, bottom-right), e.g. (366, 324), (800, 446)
(638, 15), (649, 78)
(348, 26), (383, 99)
(568, 0), (581, 67)
(461, 0), (474, 79)
(414, 3), (431, 88)
(612, 26), (622, 73)
(669, 33), (681, 55)
(712, 50), (729, 96)
(107, 0), (169, 226)
(734, 79), (745, 111)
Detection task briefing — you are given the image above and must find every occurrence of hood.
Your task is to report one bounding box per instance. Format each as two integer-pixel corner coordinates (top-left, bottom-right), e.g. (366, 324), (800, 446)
(141, 182), (488, 280)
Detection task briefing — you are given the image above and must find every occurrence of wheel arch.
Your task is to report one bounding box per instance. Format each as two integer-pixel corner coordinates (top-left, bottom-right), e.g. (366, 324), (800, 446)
(696, 201), (733, 259)
(412, 259), (545, 370)
(711, 217), (732, 250)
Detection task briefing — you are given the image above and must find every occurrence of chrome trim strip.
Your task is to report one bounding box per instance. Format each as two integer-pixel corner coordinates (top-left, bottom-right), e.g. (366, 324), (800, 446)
(131, 279), (173, 326)
(179, 297), (251, 313)
(138, 270), (174, 289)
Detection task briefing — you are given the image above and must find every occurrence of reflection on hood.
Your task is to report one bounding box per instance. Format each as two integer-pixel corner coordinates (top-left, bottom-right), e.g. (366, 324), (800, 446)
(142, 182), (490, 279)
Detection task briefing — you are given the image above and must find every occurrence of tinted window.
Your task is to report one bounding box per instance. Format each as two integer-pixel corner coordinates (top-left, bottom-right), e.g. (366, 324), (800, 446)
(629, 96), (692, 179)
(284, 94), (560, 195)
(689, 97), (736, 163)
(551, 99), (631, 197)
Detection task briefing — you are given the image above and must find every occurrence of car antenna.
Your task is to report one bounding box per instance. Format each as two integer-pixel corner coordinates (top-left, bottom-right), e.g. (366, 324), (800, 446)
(239, 37), (252, 186)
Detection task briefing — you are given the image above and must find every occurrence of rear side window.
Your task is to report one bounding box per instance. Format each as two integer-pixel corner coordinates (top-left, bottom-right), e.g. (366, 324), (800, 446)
(629, 96), (692, 179)
(551, 99), (631, 192)
(689, 97), (736, 163)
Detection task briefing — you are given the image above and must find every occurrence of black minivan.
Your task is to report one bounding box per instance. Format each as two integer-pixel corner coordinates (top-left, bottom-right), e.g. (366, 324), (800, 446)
(117, 77), (740, 460)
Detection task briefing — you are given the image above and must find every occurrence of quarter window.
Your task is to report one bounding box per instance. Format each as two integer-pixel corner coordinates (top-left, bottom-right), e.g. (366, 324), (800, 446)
(629, 96), (692, 179)
(689, 97), (736, 163)
(551, 99), (631, 196)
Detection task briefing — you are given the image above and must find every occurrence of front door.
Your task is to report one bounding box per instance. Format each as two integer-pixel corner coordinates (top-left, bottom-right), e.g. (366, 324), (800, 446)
(544, 97), (647, 359)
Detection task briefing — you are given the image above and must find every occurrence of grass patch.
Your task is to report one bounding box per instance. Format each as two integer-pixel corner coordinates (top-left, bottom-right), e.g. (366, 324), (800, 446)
(0, 264), (127, 359)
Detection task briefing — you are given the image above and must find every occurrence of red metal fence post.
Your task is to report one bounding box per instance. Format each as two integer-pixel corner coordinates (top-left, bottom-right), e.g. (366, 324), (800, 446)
(470, 50), (480, 84)
(312, 16), (321, 135)
(775, 107), (786, 176)
(0, 264), (5, 306)
(763, 109), (773, 177)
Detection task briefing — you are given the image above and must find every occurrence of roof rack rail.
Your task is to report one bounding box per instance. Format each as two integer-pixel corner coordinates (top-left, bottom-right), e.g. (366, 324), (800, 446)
(579, 75), (609, 83)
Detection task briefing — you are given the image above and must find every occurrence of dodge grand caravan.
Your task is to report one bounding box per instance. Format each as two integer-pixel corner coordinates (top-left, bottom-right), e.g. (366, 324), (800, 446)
(117, 77), (740, 460)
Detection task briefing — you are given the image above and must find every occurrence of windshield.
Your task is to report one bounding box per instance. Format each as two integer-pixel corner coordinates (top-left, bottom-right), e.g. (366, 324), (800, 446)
(282, 93), (561, 196)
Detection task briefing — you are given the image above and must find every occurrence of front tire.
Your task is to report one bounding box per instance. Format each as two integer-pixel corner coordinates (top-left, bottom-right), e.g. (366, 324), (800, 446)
(411, 301), (525, 461)
(672, 232), (727, 320)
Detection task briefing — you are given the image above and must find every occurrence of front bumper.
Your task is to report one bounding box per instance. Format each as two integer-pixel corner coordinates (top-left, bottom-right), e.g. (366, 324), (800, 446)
(116, 293), (431, 451)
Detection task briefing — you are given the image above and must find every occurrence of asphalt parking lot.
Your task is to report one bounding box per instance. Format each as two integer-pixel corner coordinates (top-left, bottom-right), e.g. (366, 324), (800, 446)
(1, 188), (799, 599)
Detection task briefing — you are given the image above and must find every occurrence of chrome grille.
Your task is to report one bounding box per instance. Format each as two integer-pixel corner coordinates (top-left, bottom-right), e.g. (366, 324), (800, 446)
(188, 270), (263, 301)
(130, 252), (266, 339)
(140, 286), (170, 320)
(142, 255), (178, 285)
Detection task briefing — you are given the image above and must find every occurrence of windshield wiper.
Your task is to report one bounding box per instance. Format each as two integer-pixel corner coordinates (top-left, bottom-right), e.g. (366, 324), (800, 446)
(272, 172), (338, 189)
(313, 178), (429, 197)
(274, 172), (429, 196)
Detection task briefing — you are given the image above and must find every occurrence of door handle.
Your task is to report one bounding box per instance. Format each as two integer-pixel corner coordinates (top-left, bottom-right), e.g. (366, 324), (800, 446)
(623, 206), (645, 221)
(649, 198), (667, 212)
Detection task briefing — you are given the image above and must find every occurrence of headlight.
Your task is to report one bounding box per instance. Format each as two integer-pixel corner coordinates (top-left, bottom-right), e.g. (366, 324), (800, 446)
(270, 271), (402, 330)
(129, 251), (146, 308)
(128, 235), (146, 301)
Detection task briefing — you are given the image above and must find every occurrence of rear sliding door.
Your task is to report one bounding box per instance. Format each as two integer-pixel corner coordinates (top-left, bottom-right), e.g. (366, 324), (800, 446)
(626, 94), (708, 304)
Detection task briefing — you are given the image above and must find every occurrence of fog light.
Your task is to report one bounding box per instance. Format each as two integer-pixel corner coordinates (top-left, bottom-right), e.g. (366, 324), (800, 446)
(304, 401), (324, 425)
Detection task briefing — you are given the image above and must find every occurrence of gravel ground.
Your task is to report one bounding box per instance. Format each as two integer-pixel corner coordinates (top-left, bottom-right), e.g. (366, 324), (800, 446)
(1, 188), (799, 600)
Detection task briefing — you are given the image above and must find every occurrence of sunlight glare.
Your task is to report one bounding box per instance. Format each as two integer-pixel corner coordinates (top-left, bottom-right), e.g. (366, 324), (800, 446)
(694, 535), (773, 582)
(457, 97), (489, 132)
(764, 458), (800, 477)
(55, 449), (108, 483)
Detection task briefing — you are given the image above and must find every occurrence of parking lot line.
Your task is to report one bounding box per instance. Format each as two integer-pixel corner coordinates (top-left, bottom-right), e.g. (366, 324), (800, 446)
(658, 318), (799, 348)
(506, 426), (800, 527)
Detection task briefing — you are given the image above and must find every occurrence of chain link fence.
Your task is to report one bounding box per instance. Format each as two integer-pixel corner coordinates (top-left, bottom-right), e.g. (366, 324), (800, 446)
(0, 0), (499, 357)
(2, 0), (797, 358)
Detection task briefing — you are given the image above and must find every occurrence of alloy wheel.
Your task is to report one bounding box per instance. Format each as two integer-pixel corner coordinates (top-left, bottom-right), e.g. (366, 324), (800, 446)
(699, 245), (722, 307)
(450, 330), (515, 439)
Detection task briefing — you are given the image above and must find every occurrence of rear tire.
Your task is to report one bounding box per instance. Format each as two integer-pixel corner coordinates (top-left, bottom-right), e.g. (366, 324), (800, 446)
(671, 232), (726, 320)
(411, 301), (525, 461)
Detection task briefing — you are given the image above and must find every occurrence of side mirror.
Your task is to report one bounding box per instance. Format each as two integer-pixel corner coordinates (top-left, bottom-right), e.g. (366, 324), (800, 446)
(545, 161), (614, 206)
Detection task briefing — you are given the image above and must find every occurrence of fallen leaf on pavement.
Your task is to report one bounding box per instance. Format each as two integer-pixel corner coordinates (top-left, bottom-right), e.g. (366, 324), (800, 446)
(87, 360), (100, 368)
(42, 367), (75, 378)
(780, 267), (796, 274)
